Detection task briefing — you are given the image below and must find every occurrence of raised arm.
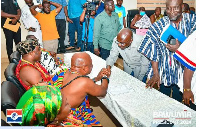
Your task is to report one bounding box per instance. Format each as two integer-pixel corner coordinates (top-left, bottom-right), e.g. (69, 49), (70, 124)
(30, 5), (41, 16)
(50, 1), (62, 14)
(80, 8), (87, 23)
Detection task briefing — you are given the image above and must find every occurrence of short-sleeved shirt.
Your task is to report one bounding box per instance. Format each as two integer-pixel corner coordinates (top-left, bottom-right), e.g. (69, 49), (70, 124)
(93, 10), (122, 50)
(82, 17), (95, 42)
(35, 10), (60, 41)
(50, 0), (67, 19)
(1, 0), (20, 27)
(138, 13), (196, 86)
(115, 5), (126, 26)
(68, 0), (86, 19)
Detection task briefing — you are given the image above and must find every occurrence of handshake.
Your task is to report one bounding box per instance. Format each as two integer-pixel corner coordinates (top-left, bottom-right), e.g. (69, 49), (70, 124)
(94, 67), (111, 83)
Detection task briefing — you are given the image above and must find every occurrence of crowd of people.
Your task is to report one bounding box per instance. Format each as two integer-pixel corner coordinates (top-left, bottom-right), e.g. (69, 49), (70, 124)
(1, 0), (196, 127)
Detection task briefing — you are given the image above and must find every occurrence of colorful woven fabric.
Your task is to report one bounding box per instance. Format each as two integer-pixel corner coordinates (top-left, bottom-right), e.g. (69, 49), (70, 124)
(64, 95), (102, 127)
(16, 85), (62, 126)
(15, 60), (51, 90)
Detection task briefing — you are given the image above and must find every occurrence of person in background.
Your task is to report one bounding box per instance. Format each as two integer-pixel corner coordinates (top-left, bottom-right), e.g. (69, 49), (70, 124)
(115, 0), (126, 28)
(66, 0), (86, 51)
(150, 7), (163, 24)
(183, 3), (190, 14)
(30, 0), (62, 53)
(96, 0), (105, 16)
(21, 0), (43, 47)
(50, 0), (68, 53)
(189, 7), (195, 14)
(138, 0), (196, 102)
(93, 0), (122, 60)
(80, 8), (96, 53)
(130, 7), (151, 29)
(1, 0), (21, 63)
(106, 28), (149, 82)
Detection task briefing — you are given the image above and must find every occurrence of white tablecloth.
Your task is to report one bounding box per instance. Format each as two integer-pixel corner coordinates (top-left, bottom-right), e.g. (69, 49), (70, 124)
(64, 51), (196, 127)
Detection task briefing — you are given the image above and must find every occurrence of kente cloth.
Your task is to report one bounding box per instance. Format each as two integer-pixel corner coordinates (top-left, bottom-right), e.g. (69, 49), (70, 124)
(16, 85), (62, 126)
(135, 14), (151, 29)
(15, 60), (51, 91)
(63, 95), (102, 127)
(40, 48), (67, 75)
(16, 39), (39, 55)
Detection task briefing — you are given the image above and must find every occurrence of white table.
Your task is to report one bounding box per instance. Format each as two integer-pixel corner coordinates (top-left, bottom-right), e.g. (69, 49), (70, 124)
(64, 51), (196, 127)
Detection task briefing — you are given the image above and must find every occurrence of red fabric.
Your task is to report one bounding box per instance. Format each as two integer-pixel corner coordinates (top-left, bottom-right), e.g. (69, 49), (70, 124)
(15, 60), (51, 90)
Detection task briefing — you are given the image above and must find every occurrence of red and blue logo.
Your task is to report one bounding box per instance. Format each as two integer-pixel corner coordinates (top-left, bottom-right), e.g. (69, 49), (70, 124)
(6, 109), (22, 123)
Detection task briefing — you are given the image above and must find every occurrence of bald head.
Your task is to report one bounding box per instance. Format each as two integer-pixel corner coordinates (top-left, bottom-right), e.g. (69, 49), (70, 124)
(71, 52), (92, 67)
(117, 28), (133, 50)
(117, 28), (133, 41)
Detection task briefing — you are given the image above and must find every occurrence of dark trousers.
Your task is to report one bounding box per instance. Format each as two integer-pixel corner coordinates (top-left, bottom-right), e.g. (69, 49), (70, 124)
(160, 84), (182, 102)
(68, 17), (82, 48)
(100, 47), (110, 60)
(56, 19), (66, 51)
(81, 41), (94, 53)
(3, 28), (21, 62)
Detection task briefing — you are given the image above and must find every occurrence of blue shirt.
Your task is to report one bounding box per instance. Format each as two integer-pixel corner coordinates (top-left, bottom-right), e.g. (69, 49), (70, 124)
(115, 5), (126, 26)
(82, 17), (95, 42)
(68, 0), (86, 19)
(49, 0), (67, 19)
(96, 1), (104, 16)
(138, 13), (196, 86)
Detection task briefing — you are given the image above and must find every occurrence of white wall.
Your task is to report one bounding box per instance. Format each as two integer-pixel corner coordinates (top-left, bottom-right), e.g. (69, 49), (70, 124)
(0, 0), (137, 58)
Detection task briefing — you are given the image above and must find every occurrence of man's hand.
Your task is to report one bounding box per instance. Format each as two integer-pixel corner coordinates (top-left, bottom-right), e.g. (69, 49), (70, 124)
(165, 39), (180, 52)
(14, 15), (20, 20)
(66, 17), (73, 23)
(11, 18), (18, 25)
(183, 90), (194, 105)
(146, 73), (160, 89)
(94, 48), (100, 56)
(95, 68), (111, 82)
(28, 27), (36, 32)
(38, 4), (43, 9)
(106, 65), (111, 75)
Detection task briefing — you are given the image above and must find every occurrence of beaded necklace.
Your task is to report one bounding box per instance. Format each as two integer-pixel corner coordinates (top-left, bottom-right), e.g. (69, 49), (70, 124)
(21, 58), (49, 79)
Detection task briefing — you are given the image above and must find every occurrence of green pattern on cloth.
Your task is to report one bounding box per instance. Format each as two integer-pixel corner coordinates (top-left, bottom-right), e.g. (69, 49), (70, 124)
(16, 86), (62, 126)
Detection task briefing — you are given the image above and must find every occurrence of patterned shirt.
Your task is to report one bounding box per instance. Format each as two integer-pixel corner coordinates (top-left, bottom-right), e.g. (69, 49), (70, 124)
(138, 13), (196, 86)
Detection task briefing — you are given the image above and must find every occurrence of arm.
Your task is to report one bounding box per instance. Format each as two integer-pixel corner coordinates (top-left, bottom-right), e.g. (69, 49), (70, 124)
(138, 55), (150, 82)
(21, 66), (44, 86)
(93, 17), (101, 56)
(30, 5), (41, 16)
(65, 5), (73, 23)
(183, 67), (194, 105)
(106, 38), (120, 73)
(146, 61), (160, 88)
(50, 1), (62, 14)
(86, 68), (110, 97)
(130, 15), (139, 29)
(1, 10), (20, 20)
(123, 17), (126, 28)
(150, 14), (155, 24)
(80, 8), (86, 23)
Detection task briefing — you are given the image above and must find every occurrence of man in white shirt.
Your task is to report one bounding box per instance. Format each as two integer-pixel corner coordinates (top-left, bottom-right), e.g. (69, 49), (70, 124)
(21, 0), (43, 47)
(106, 28), (150, 82)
